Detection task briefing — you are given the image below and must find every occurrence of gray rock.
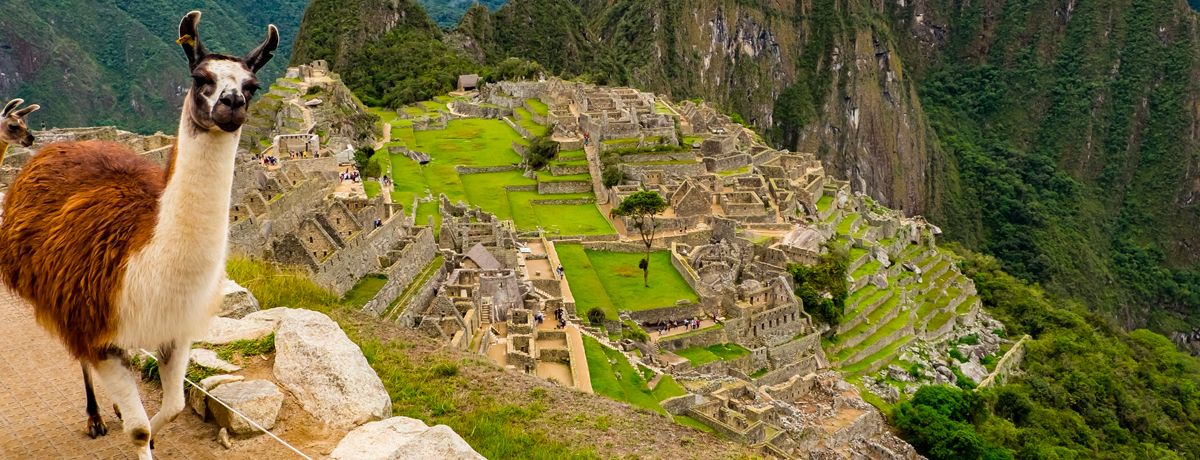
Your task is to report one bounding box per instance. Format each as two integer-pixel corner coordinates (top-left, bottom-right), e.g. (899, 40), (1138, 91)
(208, 380), (284, 435)
(191, 348), (241, 373)
(219, 279), (260, 319)
(273, 309), (391, 429)
(189, 374), (244, 418)
(201, 316), (275, 346)
(886, 365), (913, 383)
(330, 416), (484, 460)
(958, 361), (988, 384)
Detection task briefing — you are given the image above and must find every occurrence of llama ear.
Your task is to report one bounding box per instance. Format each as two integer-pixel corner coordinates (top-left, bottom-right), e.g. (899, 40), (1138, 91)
(13, 104), (40, 118)
(2, 99), (23, 117)
(243, 25), (279, 74)
(178, 10), (207, 70)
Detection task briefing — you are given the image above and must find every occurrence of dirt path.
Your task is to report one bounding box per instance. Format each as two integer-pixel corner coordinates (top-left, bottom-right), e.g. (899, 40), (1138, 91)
(0, 289), (323, 459)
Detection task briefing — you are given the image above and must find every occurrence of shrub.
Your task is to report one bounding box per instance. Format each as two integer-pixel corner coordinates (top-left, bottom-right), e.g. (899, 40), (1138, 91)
(305, 86), (322, 96)
(949, 347), (967, 362)
(527, 135), (559, 170)
(431, 361), (459, 378)
(602, 165), (624, 187)
(586, 308), (607, 326)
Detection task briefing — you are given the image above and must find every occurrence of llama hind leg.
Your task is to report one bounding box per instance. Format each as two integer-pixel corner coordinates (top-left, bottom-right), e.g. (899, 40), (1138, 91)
(93, 351), (153, 460)
(81, 362), (108, 438)
(148, 340), (189, 447)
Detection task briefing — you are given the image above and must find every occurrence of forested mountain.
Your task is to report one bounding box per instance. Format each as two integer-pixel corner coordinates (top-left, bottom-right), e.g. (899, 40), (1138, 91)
(0, 0), (307, 133)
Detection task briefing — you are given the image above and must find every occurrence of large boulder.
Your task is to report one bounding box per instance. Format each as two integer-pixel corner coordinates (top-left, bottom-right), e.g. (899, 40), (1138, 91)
(272, 309), (391, 428)
(219, 279), (260, 318)
(208, 380), (285, 435)
(330, 417), (484, 460)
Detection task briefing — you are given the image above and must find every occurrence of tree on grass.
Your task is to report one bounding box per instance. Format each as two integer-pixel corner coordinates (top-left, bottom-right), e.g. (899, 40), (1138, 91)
(612, 191), (668, 287)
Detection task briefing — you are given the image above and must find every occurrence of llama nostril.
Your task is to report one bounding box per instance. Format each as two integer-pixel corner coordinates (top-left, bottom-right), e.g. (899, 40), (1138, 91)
(218, 93), (244, 109)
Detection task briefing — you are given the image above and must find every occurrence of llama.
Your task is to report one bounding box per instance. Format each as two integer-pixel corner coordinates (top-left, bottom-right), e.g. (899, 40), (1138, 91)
(0, 98), (40, 164)
(0, 11), (277, 459)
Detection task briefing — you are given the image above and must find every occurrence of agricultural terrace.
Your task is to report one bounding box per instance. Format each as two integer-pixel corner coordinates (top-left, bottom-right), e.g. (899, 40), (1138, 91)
(583, 336), (691, 418)
(370, 100), (613, 236)
(555, 244), (699, 320)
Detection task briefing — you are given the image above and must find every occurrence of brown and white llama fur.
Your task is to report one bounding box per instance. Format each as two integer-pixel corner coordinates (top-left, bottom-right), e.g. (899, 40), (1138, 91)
(0, 12), (277, 459)
(0, 98), (40, 162)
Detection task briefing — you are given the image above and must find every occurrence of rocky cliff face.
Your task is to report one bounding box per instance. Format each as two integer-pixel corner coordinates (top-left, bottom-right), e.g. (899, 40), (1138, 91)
(289, 0), (442, 73)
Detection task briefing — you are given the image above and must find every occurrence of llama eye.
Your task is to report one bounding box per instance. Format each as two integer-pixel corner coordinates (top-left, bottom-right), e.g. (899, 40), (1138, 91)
(243, 83), (260, 94)
(192, 75), (212, 86)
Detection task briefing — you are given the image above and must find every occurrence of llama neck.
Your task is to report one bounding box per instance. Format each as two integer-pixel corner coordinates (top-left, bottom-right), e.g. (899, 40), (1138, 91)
(145, 102), (240, 273)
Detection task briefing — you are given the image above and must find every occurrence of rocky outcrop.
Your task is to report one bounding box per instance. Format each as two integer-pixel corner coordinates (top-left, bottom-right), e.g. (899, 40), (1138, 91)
(208, 380), (285, 435)
(330, 416), (484, 460)
(272, 308), (392, 428)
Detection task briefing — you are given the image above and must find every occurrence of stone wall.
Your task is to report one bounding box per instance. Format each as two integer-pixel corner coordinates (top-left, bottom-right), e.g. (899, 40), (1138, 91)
(360, 228), (439, 315)
(978, 335), (1030, 388)
(309, 211), (411, 294)
(703, 154), (752, 173)
(396, 267), (448, 327)
(656, 324), (728, 351)
(449, 102), (512, 119)
(456, 165), (522, 175)
(620, 162), (707, 181)
(537, 180), (592, 194)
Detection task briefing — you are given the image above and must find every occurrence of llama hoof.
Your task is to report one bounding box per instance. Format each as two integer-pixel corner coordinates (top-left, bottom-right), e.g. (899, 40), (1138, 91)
(86, 415), (108, 438)
(113, 403), (122, 420)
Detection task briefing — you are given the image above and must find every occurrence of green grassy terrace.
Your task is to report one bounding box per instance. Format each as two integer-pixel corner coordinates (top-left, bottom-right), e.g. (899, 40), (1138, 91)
(675, 343), (749, 366)
(556, 244), (698, 320)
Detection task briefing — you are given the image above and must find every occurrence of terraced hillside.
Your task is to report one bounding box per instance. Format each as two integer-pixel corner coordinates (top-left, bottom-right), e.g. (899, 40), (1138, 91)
(813, 183), (994, 392)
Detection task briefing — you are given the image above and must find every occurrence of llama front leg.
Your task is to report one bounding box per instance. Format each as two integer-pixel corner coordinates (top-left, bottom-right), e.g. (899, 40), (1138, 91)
(149, 340), (189, 447)
(93, 350), (153, 460)
(81, 362), (108, 438)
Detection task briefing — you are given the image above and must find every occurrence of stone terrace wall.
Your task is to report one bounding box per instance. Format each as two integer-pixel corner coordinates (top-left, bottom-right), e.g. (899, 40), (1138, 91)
(360, 227), (438, 316)
(310, 211), (409, 294)
(656, 324), (728, 351)
(538, 180), (592, 194)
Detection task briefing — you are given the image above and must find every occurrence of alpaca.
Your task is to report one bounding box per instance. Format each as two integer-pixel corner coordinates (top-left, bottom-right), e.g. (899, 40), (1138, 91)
(0, 98), (40, 163)
(0, 11), (277, 459)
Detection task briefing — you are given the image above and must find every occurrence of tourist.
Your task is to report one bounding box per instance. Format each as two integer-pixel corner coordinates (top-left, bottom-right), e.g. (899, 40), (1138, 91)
(535, 311), (544, 325)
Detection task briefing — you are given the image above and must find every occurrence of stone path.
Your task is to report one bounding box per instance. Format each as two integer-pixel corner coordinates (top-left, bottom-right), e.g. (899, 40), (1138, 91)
(0, 289), (291, 459)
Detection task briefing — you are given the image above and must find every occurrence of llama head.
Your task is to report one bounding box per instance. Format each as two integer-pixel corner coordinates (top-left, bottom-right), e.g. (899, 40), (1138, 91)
(178, 11), (278, 133)
(0, 98), (39, 147)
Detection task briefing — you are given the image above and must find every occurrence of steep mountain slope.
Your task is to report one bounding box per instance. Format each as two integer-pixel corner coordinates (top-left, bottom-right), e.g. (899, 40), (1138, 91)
(884, 0), (1200, 325)
(0, 1), (306, 133)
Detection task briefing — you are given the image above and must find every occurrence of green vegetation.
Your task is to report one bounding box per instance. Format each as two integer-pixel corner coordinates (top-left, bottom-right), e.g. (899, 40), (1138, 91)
(911, 0), (1200, 332)
(379, 114), (611, 235)
(888, 247), (1200, 458)
(557, 245), (698, 319)
(789, 249), (849, 326)
(343, 274), (388, 306)
(675, 343), (750, 366)
(583, 335), (679, 415)
(525, 98), (549, 117)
